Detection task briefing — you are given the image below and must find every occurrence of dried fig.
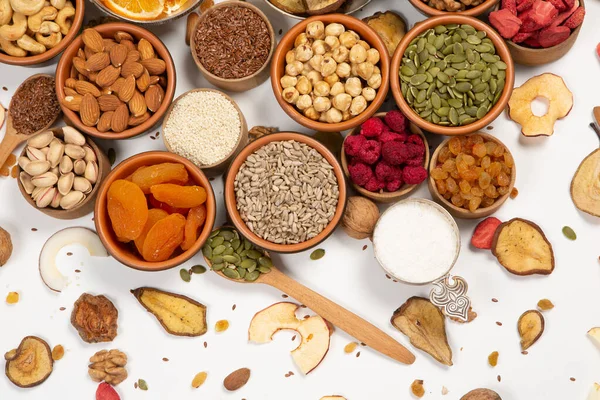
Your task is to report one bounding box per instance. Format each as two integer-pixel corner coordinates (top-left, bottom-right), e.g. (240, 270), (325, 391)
(461, 388), (502, 400)
(571, 148), (600, 217)
(518, 310), (545, 351)
(5, 336), (53, 388)
(71, 293), (118, 343)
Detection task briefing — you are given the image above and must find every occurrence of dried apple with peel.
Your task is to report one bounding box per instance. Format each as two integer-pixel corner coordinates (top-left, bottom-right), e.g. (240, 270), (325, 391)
(131, 287), (207, 337)
(508, 73), (573, 137)
(248, 302), (330, 374)
(587, 327), (600, 347)
(461, 388), (502, 400)
(391, 296), (452, 366)
(5, 336), (53, 388)
(364, 11), (407, 55)
(518, 310), (545, 351)
(492, 218), (554, 276)
(270, 0), (306, 14)
(571, 149), (600, 217)
(588, 383), (600, 400)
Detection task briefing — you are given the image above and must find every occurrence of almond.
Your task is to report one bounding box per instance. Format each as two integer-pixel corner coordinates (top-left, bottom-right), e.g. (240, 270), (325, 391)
(103, 38), (117, 51)
(128, 112), (150, 127)
(110, 44), (128, 67)
(111, 104), (129, 133)
(62, 95), (82, 111)
(114, 31), (133, 43)
(84, 45), (95, 60)
(80, 94), (100, 127)
(96, 65), (121, 88)
(125, 50), (140, 64)
(136, 69), (151, 92)
(140, 58), (166, 75)
(75, 81), (101, 97)
(121, 39), (136, 52)
(97, 111), (113, 132)
(137, 38), (155, 60)
(128, 90), (147, 117)
(70, 65), (78, 79)
(77, 47), (86, 61)
(65, 78), (78, 89)
(88, 71), (99, 83)
(148, 75), (160, 86)
(98, 94), (122, 112)
(121, 61), (144, 78)
(145, 84), (163, 113)
(223, 368), (250, 391)
(118, 75), (135, 102)
(64, 87), (78, 97)
(109, 77), (125, 95)
(72, 57), (88, 76)
(100, 87), (113, 95)
(85, 52), (110, 72)
(185, 12), (199, 46)
(82, 28), (104, 53)
(158, 75), (167, 88)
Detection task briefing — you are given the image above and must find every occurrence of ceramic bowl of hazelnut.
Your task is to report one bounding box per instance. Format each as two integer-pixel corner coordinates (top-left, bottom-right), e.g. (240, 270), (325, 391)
(271, 15), (390, 133)
(408, 0), (499, 17)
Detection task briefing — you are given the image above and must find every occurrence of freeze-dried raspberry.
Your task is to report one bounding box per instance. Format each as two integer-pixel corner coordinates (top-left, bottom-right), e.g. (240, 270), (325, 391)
(379, 129), (406, 143)
(538, 26), (571, 47)
(344, 134), (367, 157)
(407, 134), (424, 146)
(360, 117), (385, 138)
(386, 179), (404, 192)
(381, 141), (410, 166)
(384, 110), (408, 133)
(375, 161), (403, 182)
(364, 176), (385, 192)
(563, 7), (585, 28)
(406, 143), (425, 159)
(405, 157), (424, 167)
(357, 140), (381, 165)
(502, 0), (517, 14)
(348, 162), (373, 186)
(402, 166), (428, 185)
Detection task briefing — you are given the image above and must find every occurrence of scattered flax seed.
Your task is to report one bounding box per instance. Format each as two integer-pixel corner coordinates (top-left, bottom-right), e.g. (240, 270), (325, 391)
(442, 386), (449, 395)
(134, 382), (138, 389)
(203, 341), (207, 348)
(150, 135), (156, 140)
(497, 375), (502, 382)
(522, 351), (528, 355)
(74, 269), (81, 273)
(362, 245), (367, 250)
(282, 294), (288, 298)
(67, 252), (73, 256)
(31, 228), (37, 231)
(570, 377), (576, 382)
(537, 299), (554, 311)
(344, 342), (358, 354)
(2, 86), (7, 91)
(496, 321), (503, 326)
(232, 304), (236, 311)
(385, 274), (391, 280)
(492, 298), (498, 303)
(488, 351), (499, 367)
(59, 307), (66, 311)
(155, 131), (160, 138)
(284, 371), (294, 378)
(460, 347), (464, 351)
(411, 380), (425, 398)
(356, 351), (361, 358)
(360, 342), (366, 346)
(278, 29), (283, 35)
(510, 187), (519, 199)
(291, 335), (296, 341)
(300, 305), (307, 308)
(162, 357), (169, 362)
(6, 291), (19, 304)
(303, 315), (310, 319)
(487, 126), (494, 130)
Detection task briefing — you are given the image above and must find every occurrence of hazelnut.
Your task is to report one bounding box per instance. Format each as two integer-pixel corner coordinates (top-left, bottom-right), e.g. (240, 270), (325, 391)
(332, 93), (352, 112)
(285, 50), (295, 64)
(339, 30), (359, 48)
(301, 62), (314, 76)
(294, 33), (309, 48)
(309, 54), (324, 72)
(295, 76), (312, 95)
(373, 65), (381, 75)
(325, 23), (345, 37)
(349, 44), (367, 64)
(357, 62), (375, 81)
(336, 62), (351, 78)
(313, 81), (330, 97)
(324, 35), (340, 50)
(341, 196), (380, 239)
(320, 57), (338, 77)
(312, 40), (327, 55)
(306, 21), (325, 40)
(332, 46), (349, 63)
(342, 110), (351, 121)
(366, 48), (380, 65)
(330, 81), (345, 97)
(304, 106), (321, 121)
(285, 60), (304, 77)
(296, 94), (313, 111)
(325, 107), (343, 123)
(368, 73), (382, 89)
(313, 96), (332, 113)
(350, 95), (367, 116)
(324, 73), (339, 86)
(357, 40), (371, 50)
(345, 77), (363, 97)
(0, 226), (12, 266)
(280, 75), (298, 89)
(362, 87), (376, 101)
(295, 44), (313, 62)
(306, 70), (322, 86)
(282, 87), (300, 104)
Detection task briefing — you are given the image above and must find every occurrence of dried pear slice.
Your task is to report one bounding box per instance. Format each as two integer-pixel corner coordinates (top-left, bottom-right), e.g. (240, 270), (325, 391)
(5, 336), (53, 388)
(491, 218), (554, 276)
(391, 296), (452, 366)
(364, 11), (407, 56)
(571, 149), (600, 217)
(461, 388), (502, 400)
(518, 310), (545, 351)
(131, 287), (207, 337)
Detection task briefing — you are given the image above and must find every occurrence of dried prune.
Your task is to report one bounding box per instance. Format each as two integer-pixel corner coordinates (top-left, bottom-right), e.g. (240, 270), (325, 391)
(150, 184), (207, 208)
(142, 213), (186, 262)
(181, 205), (207, 251)
(107, 180), (148, 242)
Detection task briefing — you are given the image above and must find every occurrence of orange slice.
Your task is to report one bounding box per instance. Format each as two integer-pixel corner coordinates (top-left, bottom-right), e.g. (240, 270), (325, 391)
(164, 0), (188, 14)
(104, 0), (164, 20)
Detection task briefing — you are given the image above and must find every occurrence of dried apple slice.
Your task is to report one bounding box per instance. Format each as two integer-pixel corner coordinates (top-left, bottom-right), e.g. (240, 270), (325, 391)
(461, 388), (502, 400)
(391, 297), (452, 366)
(588, 383), (600, 400)
(491, 218), (554, 276)
(5, 336), (53, 388)
(248, 302), (330, 374)
(518, 310), (545, 351)
(588, 327), (600, 348)
(131, 287), (207, 337)
(571, 149), (600, 217)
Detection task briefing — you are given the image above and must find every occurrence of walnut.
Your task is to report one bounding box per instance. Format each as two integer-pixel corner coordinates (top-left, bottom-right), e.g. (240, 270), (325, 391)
(88, 349), (128, 386)
(0, 227), (12, 266)
(71, 293), (118, 343)
(341, 196), (380, 239)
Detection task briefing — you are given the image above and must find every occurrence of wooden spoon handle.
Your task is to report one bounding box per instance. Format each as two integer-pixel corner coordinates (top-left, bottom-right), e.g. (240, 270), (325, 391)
(0, 134), (20, 168)
(262, 268), (415, 365)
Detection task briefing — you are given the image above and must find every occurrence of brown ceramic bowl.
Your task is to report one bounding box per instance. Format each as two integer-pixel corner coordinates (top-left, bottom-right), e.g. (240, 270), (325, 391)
(225, 132), (347, 253)
(340, 112), (430, 203)
(490, 0), (584, 66)
(162, 88), (249, 177)
(190, 1), (275, 92)
(94, 151), (216, 271)
(428, 132), (516, 219)
(391, 15), (514, 136)
(17, 127), (109, 219)
(271, 14), (390, 133)
(408, 0), (499, 17)
(55, 22), (176, 140)
(0, 0), (85, 66)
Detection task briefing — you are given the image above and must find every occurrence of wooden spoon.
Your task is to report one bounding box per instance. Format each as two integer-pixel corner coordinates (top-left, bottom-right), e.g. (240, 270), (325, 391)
(592, 107), (600, 141)
(0, 74), (61, 167)
(204, 228), (416, 365)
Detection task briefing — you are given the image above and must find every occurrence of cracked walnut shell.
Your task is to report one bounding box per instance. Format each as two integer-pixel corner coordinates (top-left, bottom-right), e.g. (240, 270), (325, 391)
(88, 349), (128, 386)
(71, 293), (118, 343)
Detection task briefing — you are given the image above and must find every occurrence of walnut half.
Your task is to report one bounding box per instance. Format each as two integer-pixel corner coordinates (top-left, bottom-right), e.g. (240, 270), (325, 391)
(88, 349), (128, 386)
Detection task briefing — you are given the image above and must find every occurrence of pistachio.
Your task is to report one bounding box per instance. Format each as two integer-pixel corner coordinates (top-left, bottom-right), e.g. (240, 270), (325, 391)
(47, 140), (65, 168)
(31, 186), (44, 201)
(58, 172), (74, 196)
(26, 147), (47, 162)
(50, 191), (62, 208)
(60, 190), (85, 210)
(50, 137), (63, 147)
(36, 187), (56, 208)
(59, 155), (73, 175)
(31, 172), (59, 188)
(73, 159), (86, 175)
(19, 172), (35, 194)
(50, 166), (59, 177)
(23, 160), (51, 176)
(83, 145), (97, 163)
(64, 144), (85, 160)
(73, 176), (92, 194)
(62, 126), (86, 146)
(84, 161), (98, 184)
(26, 130), (54, 148)
(18, 156), (30, 170)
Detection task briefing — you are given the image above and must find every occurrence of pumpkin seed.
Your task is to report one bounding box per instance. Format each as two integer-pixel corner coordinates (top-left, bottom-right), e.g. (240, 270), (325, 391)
(246, 250), (262, 260)
(180, 269), (191, 282)
(212, 263), (225, 271)
(310, 248), (325, 260)
(562, 226), (577, 240)
(191, 265), (207, 274)
(258, 266), (271, 273)
(245, 270), (260, 282)
(138, 379), (148, 391)
(210, 229), (220, 238)
(401, 66), (415, 77)
(237, 267), (246, 279)
(210, 236), (224, 248)
(258, 257), (273, 268)
(220, 230), (234, 241)
(212, 245), (226, 255)
(202, 245), (212, 258)
(108, 148), (116, 166)
(223, 268), (240, 280)
(241, 259), (257, 270)
(223, 255), (239, 264)
(223, 247), (234, 256)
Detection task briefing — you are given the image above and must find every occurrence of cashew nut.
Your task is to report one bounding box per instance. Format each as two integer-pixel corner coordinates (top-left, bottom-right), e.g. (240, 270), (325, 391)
(54, 4), (72, 34)
(27, 5), (56, 32)
(0, 37), (25, 56)
(38, 20), (58, 34)
(0, 13), (27, 41)
(17, 33), (44, 53)
(35, 30), (59, 47)
(0, 0), (13, 25)
(9, 0), (45, 16)
(50, 0), (64, 8)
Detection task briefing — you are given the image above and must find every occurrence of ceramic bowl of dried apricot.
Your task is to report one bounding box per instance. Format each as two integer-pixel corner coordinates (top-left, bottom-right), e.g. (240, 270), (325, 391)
(94, 151), (216, 271)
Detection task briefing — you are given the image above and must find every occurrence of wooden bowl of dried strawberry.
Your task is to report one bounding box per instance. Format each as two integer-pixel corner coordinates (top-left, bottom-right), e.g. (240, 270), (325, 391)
(489, 0), (585, 66)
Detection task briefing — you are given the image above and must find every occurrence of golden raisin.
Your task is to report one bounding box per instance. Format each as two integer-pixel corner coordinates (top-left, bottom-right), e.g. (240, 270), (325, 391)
(142, 213), (186, 262)
(134, 208), (169, 255)
(344, 342), (358, 353)
(6, 291), (19, 304)
(215, 320), (229, 332)
(191, 371), (208, 388)
(150, 184), (207, 208)
(510, 187), (519, 199)
(131, 163), (189, 194)
(488, 351), (499, 367)
(411, 380), (425, 398)
(181, 204), (207, 251)
(537, 299), (554, 311)
(52, 345), (64, 361)
(107, 179), (149, 242)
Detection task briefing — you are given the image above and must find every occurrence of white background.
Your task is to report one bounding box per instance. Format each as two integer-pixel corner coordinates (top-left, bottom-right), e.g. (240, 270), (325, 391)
(1, 0), (600, 399)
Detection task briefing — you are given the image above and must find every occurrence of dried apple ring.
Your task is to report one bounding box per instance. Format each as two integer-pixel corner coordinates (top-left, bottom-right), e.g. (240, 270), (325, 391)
(508, 73), (573, 137)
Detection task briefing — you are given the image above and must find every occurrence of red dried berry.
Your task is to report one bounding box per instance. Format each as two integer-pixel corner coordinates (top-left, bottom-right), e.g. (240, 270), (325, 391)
(360, 117), (385, 138)
(348, 162), (373, 186)
(402, 165), (428, 185)
(405, 157), (424, 167)
(511, 32), (534, 43)
(406, 143), (425, 159)
(344, 134), (367, 157)
(563, 6), (585, 28)
(471, 217), (502, 250)
(379, 129), (406, 143)
(516, 0), (535, 12)
(502, 0), (518, 14)
(375, 161), (394, 182)
(523, 35), (542, 47)
(386, 179), (404, 192)
(384, 110), (408, 133)
(562, 0), (575, 8)
(357, 140), (381, 165)
(538, 25), (571, 47)
(489, 9), (523, 39)
(96, 382), (120, 400)
(529, 0), (558, 28)
(382, 141), (410, 165)
(364, 176), (385, 192)
(407, 134), (424, 146)
(550, 1), (580, 27)
(547, 0), (566, 11)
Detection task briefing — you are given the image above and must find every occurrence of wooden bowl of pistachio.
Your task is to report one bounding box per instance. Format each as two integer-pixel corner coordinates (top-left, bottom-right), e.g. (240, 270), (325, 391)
(17, 126), (110, 219)
(408, 0), (499, 17)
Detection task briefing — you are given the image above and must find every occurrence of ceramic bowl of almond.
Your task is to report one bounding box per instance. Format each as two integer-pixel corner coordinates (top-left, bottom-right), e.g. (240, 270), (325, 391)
(17, 126), (110, 219)
(55, 22), (176, 140)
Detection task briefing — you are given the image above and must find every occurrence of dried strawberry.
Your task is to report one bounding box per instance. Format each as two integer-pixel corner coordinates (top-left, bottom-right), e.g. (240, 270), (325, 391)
(512, 32), (534, 43)
(547, 0), (566, 11)
(523, 35), (543, 47)
(471, 217), (502, 249)
(563, 7), (585, 28)
(528, 0), (558, 28)
(516, 0), (536, 12)
(502, 0), (518, 14)
(538, 25), (571, 47)
(550, 0), (580, 27)
(96, 382), (120, 400)
(562, 0), (575, 8)
(490, 9), (522, 39)
(597, 43), (600, 58)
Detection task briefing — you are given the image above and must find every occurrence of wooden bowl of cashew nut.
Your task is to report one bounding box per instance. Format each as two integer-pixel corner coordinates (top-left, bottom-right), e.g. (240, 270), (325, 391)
(0, 0), (84, 66)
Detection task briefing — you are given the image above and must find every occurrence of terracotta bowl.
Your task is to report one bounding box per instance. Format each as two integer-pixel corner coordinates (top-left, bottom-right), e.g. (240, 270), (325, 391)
(225, 132), (347, 253)
(17, 127), (110, 219)
(55, 22), (176, 140)
(90, 0), (203, 25)
(271, 14), (390, 133)
(262, 0), (373, 20)
(408, 0), (499, 17)
(162, 88), (249, 177)
(0, 0), (85, 66)
(490, 0), (584, 66)
(94, 151), (216, 271)
(190, 1), (275, 92)
(391, 15), (514, 136)
(340, 112), (430, 203)
(428, 132), (516, 219)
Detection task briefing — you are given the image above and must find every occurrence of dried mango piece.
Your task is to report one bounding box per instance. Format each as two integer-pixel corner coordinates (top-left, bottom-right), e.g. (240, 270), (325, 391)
(181, 204), (207, 251)
(134, 208), (169, 255)
(141, 213), (186, 262)
(571, 149), (600, 218)
(150, 184), (207, 208)
(131, 163), (189, 194)
(107, 180), (148, 242)
(5, 336), (53, 388)
(518, 310), (545, 351)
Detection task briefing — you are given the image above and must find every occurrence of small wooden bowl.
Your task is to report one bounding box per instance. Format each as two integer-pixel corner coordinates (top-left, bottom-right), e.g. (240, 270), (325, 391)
(490, 0), (584, 66)
(17, 128), (110, 219)
(190, 1), (275, 92)
(340, 112), (430, 203)
(225, 132), (347, 253)
(55, 22), (176, 140)
(162, 88), (248, 177)
(94, 151), (216, 271)
(271, 14), (390, 133)
(390, 15), (514, 136)
(428, 132), (516, 219)
(408, 0), (499, 17)
(0, 0), (85, 66)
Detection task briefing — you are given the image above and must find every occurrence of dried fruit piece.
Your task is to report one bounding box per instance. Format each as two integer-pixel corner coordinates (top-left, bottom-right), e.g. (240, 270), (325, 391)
(488, 351), (499, 367)
(71, 293), (119, 343)
(344, 342), (357, 353)
(215, 320), (229, 332)
(141, 213), (186, 262)
(571, 149), (600, 217)
(96, 382), (120, 400)
(5, 336), (53, 388)
(191, 371), (207, 388)
(411, 379), (425, 398)
(588, 383), (600, 400)
(89, 349), (128, 385)
(363, 11), (407, 55)
(223, 368), (250, 391)
(150, 184), (207, 208)
(461, 388), (502, 400)
(0, 226), (12, 266)
(137, 379), (148, 390)
(131, 287), (207, 336)
(537, 299), (554, 311)
(6, 291), (19, 304)
(181, 204), (207, 251)
(588, 328), (600, 347)
(391, 296), (452, 366)
(491, 218), (555, 275)
(51, 345), (64, 361)
(107, 180), (149, 242)
(518, 310), (545, 351)
(134, 208), (169, 255)
(471, 217), (502, 249)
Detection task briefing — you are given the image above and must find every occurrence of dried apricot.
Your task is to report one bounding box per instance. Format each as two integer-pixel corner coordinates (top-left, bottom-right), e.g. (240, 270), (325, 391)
(107, 179), (148, 242)
(131, 163), (189, 194)
(135, 208), (169, 255)
(181, 204), (207, 251)
(142, 213), (186, 262)
(148, 194), (189, 215)
(150, 184), (207, 208)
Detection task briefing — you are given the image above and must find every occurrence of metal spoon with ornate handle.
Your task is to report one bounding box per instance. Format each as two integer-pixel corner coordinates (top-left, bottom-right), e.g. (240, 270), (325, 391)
(203, 226), (416, 365)
(0, 74), (61, 167)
